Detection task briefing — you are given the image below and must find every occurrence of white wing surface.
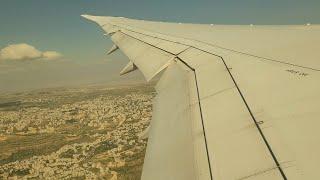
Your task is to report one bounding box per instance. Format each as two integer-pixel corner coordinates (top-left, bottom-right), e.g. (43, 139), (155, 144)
(82, 15), (320, 180)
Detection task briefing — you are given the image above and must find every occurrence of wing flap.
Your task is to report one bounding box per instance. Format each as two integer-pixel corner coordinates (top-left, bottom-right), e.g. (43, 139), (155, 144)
(178, 48), (286, 179)
(111, 31), (174, 81)
(142, 61), (211, 179)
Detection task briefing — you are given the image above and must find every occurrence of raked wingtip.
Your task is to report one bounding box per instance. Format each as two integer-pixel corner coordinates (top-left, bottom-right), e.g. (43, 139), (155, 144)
(81, 14), (96, 21)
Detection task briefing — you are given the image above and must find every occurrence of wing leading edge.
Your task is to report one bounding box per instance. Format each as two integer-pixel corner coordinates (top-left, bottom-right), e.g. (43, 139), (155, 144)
(82, 15), (320, 180)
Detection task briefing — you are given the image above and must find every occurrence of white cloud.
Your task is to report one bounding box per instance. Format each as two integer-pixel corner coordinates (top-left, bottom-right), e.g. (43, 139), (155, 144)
(43, 51), (62, 60)
(0, 44), (41, 60)
(0, 43), (62, 61)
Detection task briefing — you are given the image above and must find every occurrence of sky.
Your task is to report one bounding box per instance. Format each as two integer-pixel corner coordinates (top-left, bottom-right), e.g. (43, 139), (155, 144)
(0, 0), (319, 92)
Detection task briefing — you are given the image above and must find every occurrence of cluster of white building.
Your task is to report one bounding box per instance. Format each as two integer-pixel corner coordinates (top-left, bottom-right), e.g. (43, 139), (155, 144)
(0, 87), (154, 179)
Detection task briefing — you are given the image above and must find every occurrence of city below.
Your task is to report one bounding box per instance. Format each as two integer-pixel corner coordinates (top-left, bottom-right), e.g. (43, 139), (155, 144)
(0, 84), (155, 179)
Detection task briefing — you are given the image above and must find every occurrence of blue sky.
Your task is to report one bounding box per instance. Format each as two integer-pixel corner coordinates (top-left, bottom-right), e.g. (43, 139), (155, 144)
(0, 0), (319, 91)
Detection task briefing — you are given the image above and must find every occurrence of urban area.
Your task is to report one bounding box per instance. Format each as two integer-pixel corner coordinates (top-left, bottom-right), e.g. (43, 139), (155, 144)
(0, 84), (155, 179)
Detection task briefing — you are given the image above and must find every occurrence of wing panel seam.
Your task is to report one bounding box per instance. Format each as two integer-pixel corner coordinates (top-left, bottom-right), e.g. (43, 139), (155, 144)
(106, 22), (320, 72)
(219, 56), (288, 180)
(115, 30), (214, 180)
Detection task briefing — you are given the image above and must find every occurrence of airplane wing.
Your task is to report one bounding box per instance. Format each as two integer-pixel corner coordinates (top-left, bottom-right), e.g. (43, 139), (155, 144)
(82, 15), (320, 180)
